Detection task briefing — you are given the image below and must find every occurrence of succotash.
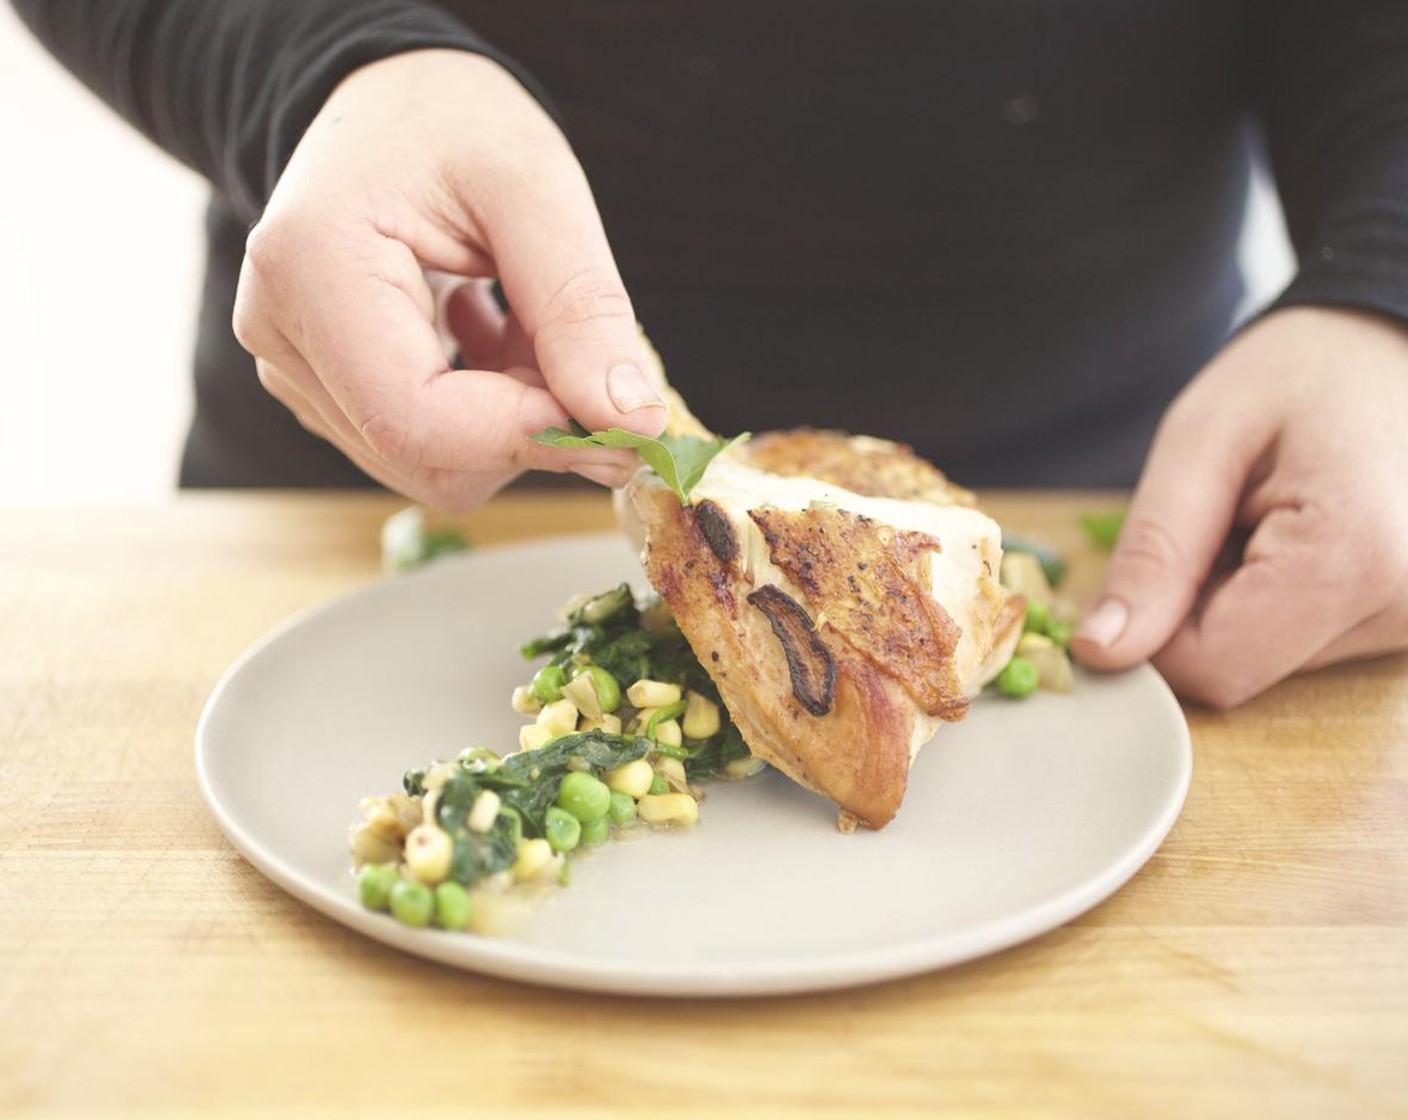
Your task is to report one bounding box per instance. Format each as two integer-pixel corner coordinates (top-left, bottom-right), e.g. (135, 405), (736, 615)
(350, 585), (764, 935)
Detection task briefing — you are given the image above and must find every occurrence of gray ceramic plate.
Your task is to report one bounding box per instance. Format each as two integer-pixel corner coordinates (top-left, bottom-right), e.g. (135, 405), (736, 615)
(196, 533), (1191, 997)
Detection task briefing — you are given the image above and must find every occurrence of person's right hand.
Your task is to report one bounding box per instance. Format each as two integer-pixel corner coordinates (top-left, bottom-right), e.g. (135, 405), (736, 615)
(232, 49), (666, 510)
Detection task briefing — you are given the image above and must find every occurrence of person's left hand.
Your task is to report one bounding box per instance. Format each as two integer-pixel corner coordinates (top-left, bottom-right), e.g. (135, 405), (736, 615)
(1072, 305), (1408, 708)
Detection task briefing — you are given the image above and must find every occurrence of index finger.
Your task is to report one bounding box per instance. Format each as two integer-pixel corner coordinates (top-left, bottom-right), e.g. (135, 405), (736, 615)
(479, 162), (667, 436)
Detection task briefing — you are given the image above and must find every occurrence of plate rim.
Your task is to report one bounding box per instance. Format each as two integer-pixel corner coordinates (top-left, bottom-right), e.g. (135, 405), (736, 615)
(195, 532), (1192, 998)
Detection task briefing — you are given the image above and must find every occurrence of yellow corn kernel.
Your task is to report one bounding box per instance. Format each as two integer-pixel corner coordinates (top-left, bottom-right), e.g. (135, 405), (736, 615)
(654, 755), (687, 787)
(627, 679), (682, 708)
(519, 723), (554, 752)
(513, 838), (560, 883)
(467, 789), (501, 834)
(349, 821), (402, 867)
(360, 797), (406, 842)
(388, 792), (422, 832)
(604, 758), (654, 799)
(1016, 632), (1074, 693)
(404, 823), (453, 885)
(682, 690), (721, 740)
(637, 793), (699, 826)
(723, 755), (767, 779)
(422, 761), (457, 792)
(510, 684), (542, 715)
(581, 713), (624, 735)
(1000, 551), (1054, 607)
(654, 719), (683, 748)
(536, 698), (580, 736)
(1017, 632), (1056, 655)
(561, 673), (603, 720)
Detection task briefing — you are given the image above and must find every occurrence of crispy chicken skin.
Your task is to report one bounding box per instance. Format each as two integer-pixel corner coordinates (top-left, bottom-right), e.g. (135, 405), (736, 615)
(739, 429), (976, 507)
(633, 481), (918, 827)
(624, 428), (1019, 830)
(748, 506), (968, 720)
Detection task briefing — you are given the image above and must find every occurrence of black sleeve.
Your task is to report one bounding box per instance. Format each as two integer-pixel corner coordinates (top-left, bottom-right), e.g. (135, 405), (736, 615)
(1253, 0), (1408, 325)
(9, 0), (545, 224)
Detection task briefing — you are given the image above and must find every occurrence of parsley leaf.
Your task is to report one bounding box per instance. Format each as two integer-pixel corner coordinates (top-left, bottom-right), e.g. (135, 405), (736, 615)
(531, 421), (747, 504)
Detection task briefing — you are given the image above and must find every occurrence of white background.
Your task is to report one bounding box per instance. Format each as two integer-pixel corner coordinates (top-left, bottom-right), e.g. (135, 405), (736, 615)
(0, 7), (1296, 503)
(2, 4), (204, 502)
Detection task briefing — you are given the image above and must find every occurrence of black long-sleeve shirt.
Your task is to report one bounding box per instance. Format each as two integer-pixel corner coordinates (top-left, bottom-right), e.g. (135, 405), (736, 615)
(14, 0), (1408, 487)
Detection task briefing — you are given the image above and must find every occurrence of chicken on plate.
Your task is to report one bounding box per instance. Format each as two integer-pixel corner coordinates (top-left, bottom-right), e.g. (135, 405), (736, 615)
(620, 400), (1023, 830)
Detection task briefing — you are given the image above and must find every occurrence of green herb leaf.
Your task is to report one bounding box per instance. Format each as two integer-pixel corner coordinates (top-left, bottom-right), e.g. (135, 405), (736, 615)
(1079, 510), (1127, 551)
(531, 424), (748, 504)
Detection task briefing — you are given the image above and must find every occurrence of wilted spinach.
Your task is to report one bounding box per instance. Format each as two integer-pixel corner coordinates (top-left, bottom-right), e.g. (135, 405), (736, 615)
(413, 730), (654, 888)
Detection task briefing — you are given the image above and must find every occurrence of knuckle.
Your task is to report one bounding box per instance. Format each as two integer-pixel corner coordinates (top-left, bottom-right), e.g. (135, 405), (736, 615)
(234, 222), (298, 354)
(539, 267), (634, 334)
(254, 359), (285, 399)
(358, 409), (420, 466)
(243, 219), (291, 279)
(231, 313), (258, 355)
(290, 408), (325, 439)
(1112, 516), (1190, 581)
(231, 277), (270, 356)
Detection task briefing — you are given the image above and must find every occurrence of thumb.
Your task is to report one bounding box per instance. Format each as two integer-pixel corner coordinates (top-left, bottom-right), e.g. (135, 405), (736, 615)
(1072, 393), (1268, 671)
(484, 167), (667, 437)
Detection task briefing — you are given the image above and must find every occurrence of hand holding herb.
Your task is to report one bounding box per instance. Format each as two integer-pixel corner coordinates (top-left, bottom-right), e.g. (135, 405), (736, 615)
(230, 50), (666, 513)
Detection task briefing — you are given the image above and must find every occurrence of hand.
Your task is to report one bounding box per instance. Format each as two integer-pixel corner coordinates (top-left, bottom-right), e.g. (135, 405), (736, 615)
(1072, 306), (1408, 707)
(232, 50), (665, 510)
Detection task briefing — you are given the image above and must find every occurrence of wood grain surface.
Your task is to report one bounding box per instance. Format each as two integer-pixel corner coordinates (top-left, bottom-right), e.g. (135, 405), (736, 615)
(1, 491), (1404, 1119)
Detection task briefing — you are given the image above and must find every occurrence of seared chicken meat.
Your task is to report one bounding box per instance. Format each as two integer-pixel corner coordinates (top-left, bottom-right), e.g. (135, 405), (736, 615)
(622, 427), (1022, 830)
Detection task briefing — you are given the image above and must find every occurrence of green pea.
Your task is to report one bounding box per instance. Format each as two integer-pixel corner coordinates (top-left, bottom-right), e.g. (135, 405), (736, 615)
(579, 664), (621, 714)
(580, 816), (611, 846)
(434, 881), (472, 931)
(532, 664), (566, 703)
(357, 863), (398, 911)
(1045, 619), (1074, 648)
(388, 879), (434, 928)
(607, 790), (637, 825)
(1022, 600), (1051, 635)
(556, 771), (612, 823)
(545, 806), (583, 853)
(649, 774), (669, 796)
(997, 656), (1040, 699)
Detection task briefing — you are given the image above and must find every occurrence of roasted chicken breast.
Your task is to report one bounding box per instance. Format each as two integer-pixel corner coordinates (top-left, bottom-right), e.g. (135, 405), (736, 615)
(622, 428), (1022, 830)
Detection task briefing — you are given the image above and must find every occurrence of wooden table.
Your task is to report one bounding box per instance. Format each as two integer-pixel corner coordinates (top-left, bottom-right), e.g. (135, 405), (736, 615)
(2, 492), (1405, 1119)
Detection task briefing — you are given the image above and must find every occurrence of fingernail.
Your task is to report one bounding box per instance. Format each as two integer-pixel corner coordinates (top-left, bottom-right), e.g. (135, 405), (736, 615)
(607, 364), (664, 414)
(1077, 598), (1130, 648)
